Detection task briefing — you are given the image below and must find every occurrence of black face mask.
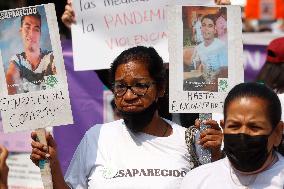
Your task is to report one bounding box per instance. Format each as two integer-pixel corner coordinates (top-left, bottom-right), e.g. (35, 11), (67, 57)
(119, 101), (157, 133)
(224, 133), (271, 172)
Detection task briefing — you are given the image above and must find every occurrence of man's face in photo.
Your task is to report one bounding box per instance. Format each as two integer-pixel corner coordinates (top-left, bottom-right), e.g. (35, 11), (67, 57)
(201, 18), (216, 41)
(20, 15), (41, 52)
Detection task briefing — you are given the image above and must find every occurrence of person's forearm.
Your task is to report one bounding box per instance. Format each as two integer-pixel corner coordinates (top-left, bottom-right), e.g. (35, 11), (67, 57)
(50, 159), (70, 189)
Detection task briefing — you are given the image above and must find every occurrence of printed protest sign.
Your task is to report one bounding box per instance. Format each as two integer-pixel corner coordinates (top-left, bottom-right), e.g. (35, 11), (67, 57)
(71, 0), (218, 71)
(168, 5), (244, 113)
(103, 90), (115, 123)
(0, 4), (73, 133)
(71, 1), (169, 70)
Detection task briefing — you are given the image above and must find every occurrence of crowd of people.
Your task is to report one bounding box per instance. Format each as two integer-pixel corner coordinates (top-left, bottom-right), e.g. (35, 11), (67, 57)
(1, 0), (284, 188)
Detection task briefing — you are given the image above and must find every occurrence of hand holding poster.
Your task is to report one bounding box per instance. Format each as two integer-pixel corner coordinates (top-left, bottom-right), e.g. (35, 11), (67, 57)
(0, 4), (73, 188)
(168, 5), (244, 113)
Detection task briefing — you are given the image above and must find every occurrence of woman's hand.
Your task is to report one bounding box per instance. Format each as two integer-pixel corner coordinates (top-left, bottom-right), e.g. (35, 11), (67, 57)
(30, 131), (58, 167)
(195, 119), (223, 161)
(30, 132), (70, 189)
(61, 0), (76, 29)
(0, 145), (9, 189)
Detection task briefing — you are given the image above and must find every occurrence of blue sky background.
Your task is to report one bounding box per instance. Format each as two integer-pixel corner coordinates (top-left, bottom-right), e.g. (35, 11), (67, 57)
(0, 5), (52, 72)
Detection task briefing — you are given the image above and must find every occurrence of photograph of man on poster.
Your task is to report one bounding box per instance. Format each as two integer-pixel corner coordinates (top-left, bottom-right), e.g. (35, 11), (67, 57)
(183, 7), (228, 92)
(4, 9), (56, 95)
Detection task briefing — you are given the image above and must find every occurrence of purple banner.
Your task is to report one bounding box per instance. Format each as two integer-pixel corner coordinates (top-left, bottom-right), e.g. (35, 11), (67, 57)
(53, 40), (104, 174)
(244, 44), (267, 82)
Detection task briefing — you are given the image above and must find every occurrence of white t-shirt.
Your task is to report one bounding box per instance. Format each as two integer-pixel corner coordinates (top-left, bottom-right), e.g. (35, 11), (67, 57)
(192, 38), (228, 82)
(65, 119), (193, 189)
(192, 38), (227, 70)
(10, 50), (54, 93)
(180, 152), (284, 189)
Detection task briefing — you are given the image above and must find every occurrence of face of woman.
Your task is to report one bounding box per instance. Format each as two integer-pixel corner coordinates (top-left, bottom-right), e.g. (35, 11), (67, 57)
(114, 60), (160, 113)
(223, 96), (283, 172)
(224, 96), (281, 149)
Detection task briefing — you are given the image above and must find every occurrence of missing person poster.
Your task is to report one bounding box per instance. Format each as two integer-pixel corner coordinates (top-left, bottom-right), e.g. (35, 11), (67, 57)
(0, 4), (73, 132)
(168, 5), (244, 113)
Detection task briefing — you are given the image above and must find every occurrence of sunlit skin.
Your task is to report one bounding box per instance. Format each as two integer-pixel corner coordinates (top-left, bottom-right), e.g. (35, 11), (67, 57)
(201, 18), (217, 47)
(20, 16), (41, 54)
(19, 15), (42, 72)
(5, 15), (42, 95)
(113, 60), (169, 136)
(114, 60), (162, 113)
(224, 96), (283, 174)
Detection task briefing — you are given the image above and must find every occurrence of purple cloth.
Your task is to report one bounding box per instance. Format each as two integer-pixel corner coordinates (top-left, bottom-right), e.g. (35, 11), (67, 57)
(244, 44), (267, 82)
(53, 40), (104, 174)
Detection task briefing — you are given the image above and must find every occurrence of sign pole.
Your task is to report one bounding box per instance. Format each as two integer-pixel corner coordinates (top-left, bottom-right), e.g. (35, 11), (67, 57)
(35, 128), (53, 189)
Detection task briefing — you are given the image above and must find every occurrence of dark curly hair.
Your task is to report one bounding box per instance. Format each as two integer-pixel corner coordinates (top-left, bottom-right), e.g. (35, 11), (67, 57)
(201, 14), (216, 25)
(21, 12), (41, 28)
(109, 46), (166, 90)
(256, 61), (284, 94)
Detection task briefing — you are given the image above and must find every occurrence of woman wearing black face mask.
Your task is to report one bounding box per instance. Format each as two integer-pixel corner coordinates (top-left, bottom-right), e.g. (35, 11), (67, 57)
(29, 46), (223, 189)
(180, 82), (284, 189)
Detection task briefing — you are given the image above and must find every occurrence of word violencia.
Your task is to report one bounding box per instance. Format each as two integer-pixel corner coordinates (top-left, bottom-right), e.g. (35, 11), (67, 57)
(105, 31), (167, 49)
(0, 7), (37, 20)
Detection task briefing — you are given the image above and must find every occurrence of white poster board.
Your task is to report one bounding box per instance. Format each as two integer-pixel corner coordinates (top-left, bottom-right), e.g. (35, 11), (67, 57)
(71, 0), (223, 71)
(103, 90), (115, 123)
(0, 4), (73, 133)
(168, 5), (244, 113)
(72, 1), (169, 70)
